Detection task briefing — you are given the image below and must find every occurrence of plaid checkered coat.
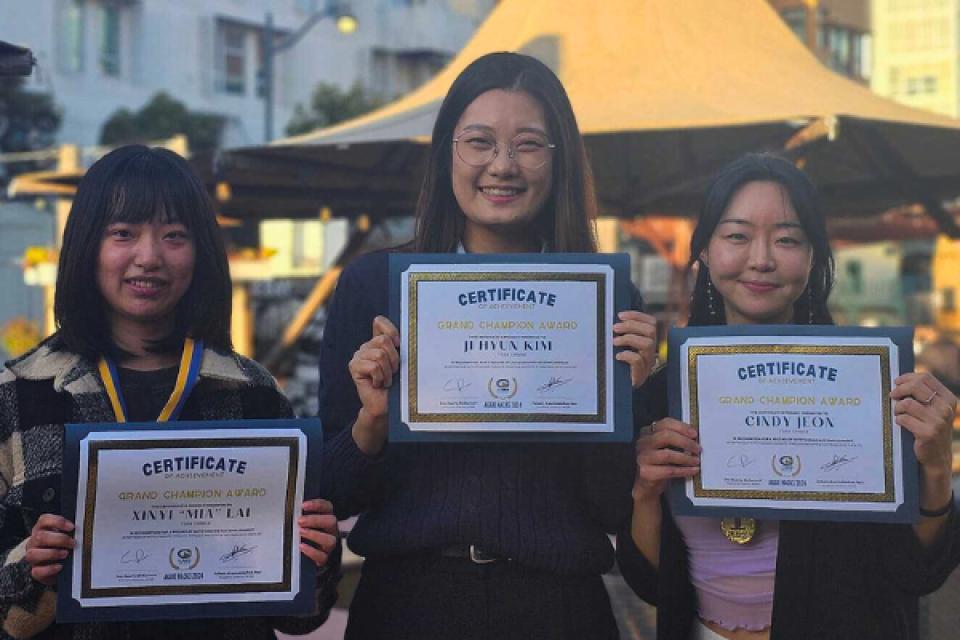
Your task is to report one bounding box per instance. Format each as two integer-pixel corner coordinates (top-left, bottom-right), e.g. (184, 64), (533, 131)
(0, 335), (336, 640)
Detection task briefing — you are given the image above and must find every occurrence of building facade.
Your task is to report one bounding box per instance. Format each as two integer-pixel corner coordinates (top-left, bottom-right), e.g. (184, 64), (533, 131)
(0, 0), (494, 147)
(872, 0), (960, 117)
(769, 0), (872, 81)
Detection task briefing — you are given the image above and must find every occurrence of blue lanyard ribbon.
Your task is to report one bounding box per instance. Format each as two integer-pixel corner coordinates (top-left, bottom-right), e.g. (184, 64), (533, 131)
(98, 338), (203, 423)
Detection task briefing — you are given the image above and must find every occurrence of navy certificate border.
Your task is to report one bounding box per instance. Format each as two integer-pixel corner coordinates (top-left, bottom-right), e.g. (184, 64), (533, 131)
(388, 253), (633, 443)
(57, 418), (322, 623)
(667, 325), (918, 523)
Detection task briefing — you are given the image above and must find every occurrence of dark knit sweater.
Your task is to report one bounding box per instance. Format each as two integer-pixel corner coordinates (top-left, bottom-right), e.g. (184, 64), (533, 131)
(0, 335), (337, 640)
(319, 250), (639, 576)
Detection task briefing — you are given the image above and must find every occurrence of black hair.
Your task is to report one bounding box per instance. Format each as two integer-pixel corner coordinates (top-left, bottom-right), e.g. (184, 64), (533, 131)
(55, 145), (232, 358)
(413, 52), (597, 253)
(688, 153), (834, 326)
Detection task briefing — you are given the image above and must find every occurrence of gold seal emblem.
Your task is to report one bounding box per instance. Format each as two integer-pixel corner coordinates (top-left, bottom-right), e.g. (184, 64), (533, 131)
(720, 517), (757, 544)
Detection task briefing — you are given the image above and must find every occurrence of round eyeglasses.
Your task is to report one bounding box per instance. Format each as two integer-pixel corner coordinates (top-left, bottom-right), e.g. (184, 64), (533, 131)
(453, 132), (556, 170)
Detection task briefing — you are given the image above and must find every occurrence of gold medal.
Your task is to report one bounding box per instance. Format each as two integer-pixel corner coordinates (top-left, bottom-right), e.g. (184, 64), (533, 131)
(720, 517), (757, 544)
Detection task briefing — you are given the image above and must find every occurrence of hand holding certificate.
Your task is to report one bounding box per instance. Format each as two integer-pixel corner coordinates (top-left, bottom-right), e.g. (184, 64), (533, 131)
(385, 253), (636, 442)
(57, 419), (322, 623)
(666, 325), (920, 523)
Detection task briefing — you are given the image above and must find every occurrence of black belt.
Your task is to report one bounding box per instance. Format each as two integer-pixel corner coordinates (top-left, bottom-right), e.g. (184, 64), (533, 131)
(438, 544), (510, 564)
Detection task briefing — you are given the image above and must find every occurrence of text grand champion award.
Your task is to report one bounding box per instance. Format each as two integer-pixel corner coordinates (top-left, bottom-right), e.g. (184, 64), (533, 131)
(667, 325), (918, 523)
(388, 254), (633, 442)
(58, 419), (321, 622)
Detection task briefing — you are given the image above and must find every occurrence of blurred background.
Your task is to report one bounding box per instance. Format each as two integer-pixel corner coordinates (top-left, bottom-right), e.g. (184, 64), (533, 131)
(2, 0), (959, 637)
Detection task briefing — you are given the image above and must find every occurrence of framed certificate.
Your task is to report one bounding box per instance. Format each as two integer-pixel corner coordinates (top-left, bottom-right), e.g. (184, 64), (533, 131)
(667, 325), (919, 523)
(388, 253), (634, 442)
(57, 419), (321, 622)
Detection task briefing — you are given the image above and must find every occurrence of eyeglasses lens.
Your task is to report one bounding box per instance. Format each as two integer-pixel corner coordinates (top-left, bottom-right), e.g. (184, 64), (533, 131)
(454, 134), (552, 169)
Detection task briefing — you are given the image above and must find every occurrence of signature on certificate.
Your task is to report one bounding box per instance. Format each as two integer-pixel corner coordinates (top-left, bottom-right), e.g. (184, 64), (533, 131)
(219, 544), (257, 563)
(120, 549), (150, 564)
(443, 378), (472, 393)
(726, 454), (755, 468)
(538, 376), (573, 393)
(820, 454), (857, 472)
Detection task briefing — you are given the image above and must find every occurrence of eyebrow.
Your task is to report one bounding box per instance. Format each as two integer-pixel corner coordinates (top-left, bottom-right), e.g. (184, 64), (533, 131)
(717, 218), (804, 230)
(459, 124), (549, 136)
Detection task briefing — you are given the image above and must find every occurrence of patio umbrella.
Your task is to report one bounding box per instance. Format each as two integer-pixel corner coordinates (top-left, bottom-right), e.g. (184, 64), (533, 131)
(218, 0), (960, 235)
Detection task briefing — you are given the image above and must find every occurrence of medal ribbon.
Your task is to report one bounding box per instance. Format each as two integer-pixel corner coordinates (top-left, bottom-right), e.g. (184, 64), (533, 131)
(98, 338), (204, 423)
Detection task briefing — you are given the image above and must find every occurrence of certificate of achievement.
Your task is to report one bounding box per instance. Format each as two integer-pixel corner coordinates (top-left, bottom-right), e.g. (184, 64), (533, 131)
(667, 325), (918, 523)
(58, 419), (321, 622)
(388, 253), (633, 442)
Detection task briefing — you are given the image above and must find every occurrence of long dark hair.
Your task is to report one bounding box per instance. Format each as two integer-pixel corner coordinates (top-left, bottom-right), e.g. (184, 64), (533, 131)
(55, 145), (232, 358)
(413, 52), (597, 253)
(688, 153), (834, 326)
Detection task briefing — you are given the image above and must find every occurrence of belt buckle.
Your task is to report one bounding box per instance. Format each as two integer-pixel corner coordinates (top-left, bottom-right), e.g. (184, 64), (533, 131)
(468, 544), (498, 564)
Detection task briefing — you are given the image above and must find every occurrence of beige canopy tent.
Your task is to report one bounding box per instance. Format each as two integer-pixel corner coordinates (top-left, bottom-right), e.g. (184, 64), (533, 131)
(219, 0), (960, 235)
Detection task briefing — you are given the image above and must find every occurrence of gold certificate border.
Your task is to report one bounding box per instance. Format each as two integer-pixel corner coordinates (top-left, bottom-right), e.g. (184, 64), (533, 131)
(688, 344), (895, 503)
(81, 436), (300, 599)
(407, 271), (606, 423)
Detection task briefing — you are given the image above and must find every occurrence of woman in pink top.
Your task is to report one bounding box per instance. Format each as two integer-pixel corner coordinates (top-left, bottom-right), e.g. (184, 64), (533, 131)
(618, 153), (960, 640)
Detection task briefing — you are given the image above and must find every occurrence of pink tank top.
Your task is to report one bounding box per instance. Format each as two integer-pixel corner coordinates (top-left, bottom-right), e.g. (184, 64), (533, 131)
(674, 515), (778, 632)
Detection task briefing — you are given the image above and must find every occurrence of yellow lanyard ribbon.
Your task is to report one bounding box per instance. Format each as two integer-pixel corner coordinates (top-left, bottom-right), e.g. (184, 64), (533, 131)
(98, 338), (203, 423)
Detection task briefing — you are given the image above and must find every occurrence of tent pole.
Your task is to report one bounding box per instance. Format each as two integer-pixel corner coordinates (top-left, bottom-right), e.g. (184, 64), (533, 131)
(262, 221), (373, 370)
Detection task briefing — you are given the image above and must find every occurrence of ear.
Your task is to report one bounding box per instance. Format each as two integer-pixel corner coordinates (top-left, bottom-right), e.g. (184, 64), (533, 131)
(698, 251), (709, 268)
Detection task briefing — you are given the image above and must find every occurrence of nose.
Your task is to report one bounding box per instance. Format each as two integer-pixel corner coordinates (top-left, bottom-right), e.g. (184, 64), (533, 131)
(486, 142), (519, 176)
(133, 232), (163, 269)
(748, 238), (775, 272)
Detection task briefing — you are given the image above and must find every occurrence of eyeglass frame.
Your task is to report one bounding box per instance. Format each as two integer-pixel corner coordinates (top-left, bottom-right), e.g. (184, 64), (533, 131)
(451, 132), (557, 170)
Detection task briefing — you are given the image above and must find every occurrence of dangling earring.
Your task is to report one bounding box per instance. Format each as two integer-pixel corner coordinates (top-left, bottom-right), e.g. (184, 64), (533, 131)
(807, 287), (815, 324)
(707, 278), (718, 318)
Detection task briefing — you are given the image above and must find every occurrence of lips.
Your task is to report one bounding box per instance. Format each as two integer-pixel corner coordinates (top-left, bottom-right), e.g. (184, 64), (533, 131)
(740, 280), (779, 293)
(125, 277), (168, 296)
(479, 185), (526, 200)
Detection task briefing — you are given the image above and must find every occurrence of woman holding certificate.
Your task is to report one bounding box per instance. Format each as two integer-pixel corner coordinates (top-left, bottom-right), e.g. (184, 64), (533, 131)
(0, 146), (338, 638)
(619, 153), (960, 640)
(318, 52), (658, 638)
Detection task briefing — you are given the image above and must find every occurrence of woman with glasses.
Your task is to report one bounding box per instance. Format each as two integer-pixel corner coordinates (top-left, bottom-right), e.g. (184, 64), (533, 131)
(0, 145), (339, 639)
(618, 153), (960, 640)
(318, 52), (658, 639)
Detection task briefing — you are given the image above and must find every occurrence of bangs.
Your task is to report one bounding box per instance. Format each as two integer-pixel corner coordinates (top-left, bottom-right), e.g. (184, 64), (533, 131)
(103, 153), (201, 228)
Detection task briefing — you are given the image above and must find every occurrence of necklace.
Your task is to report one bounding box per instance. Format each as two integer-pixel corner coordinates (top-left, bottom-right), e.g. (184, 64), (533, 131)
(98, 338), (203, 423)
(720, 517), (757, 544)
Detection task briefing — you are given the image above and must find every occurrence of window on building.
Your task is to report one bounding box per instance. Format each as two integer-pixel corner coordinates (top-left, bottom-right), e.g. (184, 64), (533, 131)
(780, 8), (807, 44)
(58, 0), (85, 73)
(99, 4), (121, 76)
(217, 22), (248, 95)
(943, 288), (956, 313)
(846, 261), (863, 295)
(924, 76), (938, 93)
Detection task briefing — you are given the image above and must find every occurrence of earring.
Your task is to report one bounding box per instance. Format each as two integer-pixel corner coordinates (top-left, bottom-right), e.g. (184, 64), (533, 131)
(808, 287), (815, 324)
(707, 278), (718, 318)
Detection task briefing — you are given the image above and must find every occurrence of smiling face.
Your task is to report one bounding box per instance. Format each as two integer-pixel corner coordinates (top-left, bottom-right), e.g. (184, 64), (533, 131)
(451, 89), (553, 251)
(701, 180), (813, 325)
(96, 219), (195, 336)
